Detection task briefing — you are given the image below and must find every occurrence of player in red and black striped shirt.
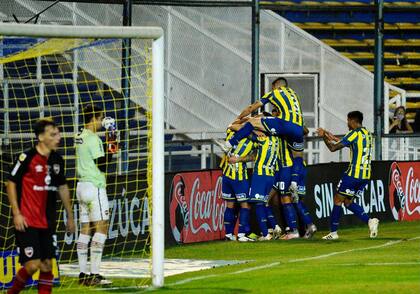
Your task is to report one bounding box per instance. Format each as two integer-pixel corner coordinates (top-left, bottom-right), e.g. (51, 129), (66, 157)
(7, 118), (75, 294)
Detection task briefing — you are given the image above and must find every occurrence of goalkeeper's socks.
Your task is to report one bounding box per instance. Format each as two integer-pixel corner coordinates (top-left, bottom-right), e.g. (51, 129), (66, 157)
(229, 122), (254, 147)
(8, 267), (30, 294)
(223, 207), (235, 235)
(255, 203), (269, 237)
(38, 271), (53, 294)
(77, 234), (91, 274)
(91, 232), (107, 274)
(346, 202), (369, 224)
(238, 207), (250, 234)
(330, 205), (343, 232)
(294, 200), (313, 226)
(283, 203), (298, 230)
(265, 205), (278, 229)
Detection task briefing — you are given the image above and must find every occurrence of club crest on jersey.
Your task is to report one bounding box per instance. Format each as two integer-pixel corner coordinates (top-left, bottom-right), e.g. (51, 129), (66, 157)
(19, 153), (27, 162)
(24, 247), (34, 258)
(53, 164), (60, 174)
(35, 165), (43, 173)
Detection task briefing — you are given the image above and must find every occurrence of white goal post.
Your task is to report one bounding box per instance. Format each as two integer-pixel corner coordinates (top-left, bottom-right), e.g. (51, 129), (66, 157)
(0, 22), (165, 287)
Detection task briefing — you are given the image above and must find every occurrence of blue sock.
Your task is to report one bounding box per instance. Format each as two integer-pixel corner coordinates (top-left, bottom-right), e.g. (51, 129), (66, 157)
(294, 200), (313, 225)
(283, 203), (298, 230)
(229, 122), (254, 146)
(255, 203), (269, 236)
(238, 207), (250, 234)
(330, 205), (342, 232)
(265, 206), (278, 229)
(291, 157), (303, 183)
(346, 202), (369, 224)
(224, 207), (235, 234)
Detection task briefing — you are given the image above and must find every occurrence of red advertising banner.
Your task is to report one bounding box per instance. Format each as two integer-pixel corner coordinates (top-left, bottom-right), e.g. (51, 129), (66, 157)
(389, 161), (420, 221)
(169, 170), (225, 243)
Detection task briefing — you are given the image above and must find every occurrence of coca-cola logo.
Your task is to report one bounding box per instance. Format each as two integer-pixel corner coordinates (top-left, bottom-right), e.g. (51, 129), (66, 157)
(389, 162), (420, 221)
(169, 171), (226, 243)
(189, 176), (225, 235)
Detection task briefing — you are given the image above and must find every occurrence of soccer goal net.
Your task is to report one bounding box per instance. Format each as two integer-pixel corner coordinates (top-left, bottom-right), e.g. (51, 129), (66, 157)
(0, 23), (164, 290)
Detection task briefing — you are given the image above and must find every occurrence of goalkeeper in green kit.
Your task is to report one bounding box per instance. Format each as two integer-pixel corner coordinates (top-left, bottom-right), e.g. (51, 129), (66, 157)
(75, 104), (117, 286)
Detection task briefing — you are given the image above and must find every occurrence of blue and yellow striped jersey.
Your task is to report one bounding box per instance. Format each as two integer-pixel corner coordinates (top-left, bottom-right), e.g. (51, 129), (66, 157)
(252, 134), (279, 176)
(219, 130), (254, 180)
(277, 137), (293, 168)
(260, 87), (303, 126)
(340, 127), (373, 180)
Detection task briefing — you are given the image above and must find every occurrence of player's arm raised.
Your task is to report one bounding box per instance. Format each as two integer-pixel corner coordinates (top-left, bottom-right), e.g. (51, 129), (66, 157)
(317, 128), (345, 152)
(237, 101), (263, 120)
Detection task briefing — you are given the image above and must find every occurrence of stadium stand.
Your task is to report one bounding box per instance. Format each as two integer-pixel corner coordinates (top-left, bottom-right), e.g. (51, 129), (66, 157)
(268, 0), (420, 124)
(0, 38), (198, 172)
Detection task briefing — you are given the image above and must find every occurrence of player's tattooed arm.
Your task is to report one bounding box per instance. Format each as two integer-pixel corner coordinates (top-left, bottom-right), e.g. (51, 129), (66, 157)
(317, 128), (345, 152)
(237, 101), (263, 119)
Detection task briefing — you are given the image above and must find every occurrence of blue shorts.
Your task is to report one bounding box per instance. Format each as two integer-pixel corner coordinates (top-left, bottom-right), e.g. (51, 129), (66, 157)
(261, 117), (304, 151)
(273, 166), (292, 196)
(297, 166), (307, 196)
(249, 174), (274, 203)
(337, 174), (368, 198)
(222, 175), (249, 202)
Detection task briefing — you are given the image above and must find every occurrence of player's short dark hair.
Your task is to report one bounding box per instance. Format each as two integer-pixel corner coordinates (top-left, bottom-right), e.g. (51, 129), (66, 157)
(262, 111), (272, 117)
(272, 77), (288, 87)
(347, 111), (363, 124)
(83, 104), (103, 124)
(33, 118), (57, 138)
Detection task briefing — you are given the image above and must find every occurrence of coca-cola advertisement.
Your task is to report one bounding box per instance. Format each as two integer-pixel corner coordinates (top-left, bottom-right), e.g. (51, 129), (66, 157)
(168, 171), (225, 243)
(389, 161), (420, 221)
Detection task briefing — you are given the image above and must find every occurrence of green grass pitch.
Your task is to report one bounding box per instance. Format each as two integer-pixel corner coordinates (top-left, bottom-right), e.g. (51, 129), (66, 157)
(25, 220), (420, 293)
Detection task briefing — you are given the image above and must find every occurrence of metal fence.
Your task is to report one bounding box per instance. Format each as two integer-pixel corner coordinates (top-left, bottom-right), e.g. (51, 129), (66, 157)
(163, 131), (420, 172)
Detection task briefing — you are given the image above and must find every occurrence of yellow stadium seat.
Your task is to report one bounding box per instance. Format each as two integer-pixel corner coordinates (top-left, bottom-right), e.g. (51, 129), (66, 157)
(323, 1), (344, 6)
(384, 39), (405, 46)
(384, 23), (399, 30)
(300, 1), (321, 5)
(402, 64), (420, 71)
(402, 52), (420, 59)
(354, 52), (374, 58)
(405, 102), (420, 109)
(345, 1), (368, 5)
(349, 22), (373, 29)
(397, 23), (418, 29)
(301, 22), (332, 29)
(408, 39), (420, 46)
(390, 2), (416, 6)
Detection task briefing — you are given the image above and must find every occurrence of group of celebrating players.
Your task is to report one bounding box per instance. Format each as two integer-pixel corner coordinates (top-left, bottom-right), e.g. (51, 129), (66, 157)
(216, 77), (380, 242)
(5, 76), (381, 293)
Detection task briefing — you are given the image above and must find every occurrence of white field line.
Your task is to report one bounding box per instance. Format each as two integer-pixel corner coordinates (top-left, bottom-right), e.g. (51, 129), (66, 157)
(337, 261), (420, 266)
(95, 236), (420, 293)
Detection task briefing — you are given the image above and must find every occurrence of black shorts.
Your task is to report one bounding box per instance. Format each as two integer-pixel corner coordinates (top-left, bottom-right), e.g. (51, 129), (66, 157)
(15, 227), (57, 264)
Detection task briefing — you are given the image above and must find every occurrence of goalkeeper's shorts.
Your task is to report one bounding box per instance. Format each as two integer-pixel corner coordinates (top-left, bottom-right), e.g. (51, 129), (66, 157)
(76, 181), (110, 223)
